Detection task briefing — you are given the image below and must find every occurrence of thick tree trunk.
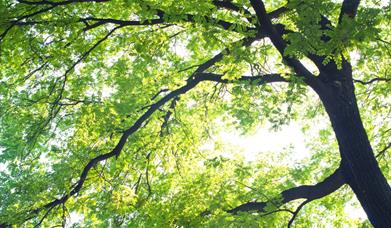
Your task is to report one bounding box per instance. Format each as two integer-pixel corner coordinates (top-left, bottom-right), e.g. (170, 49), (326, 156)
(315, 77), (391, 227)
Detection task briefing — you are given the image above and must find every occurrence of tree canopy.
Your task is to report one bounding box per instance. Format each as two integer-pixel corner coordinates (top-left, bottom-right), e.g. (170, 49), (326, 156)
(0, 0), (390, 226)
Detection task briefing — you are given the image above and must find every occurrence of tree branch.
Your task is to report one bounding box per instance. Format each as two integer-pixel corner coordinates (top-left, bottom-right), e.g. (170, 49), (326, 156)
(248, 0), (316, 86)
(80, 11), (256, 32)
(353, 77), (390, 85)
(2, 1), (256, 44)
(213, 1), (289, 20)
(376, 142), (391, 159)
(227, 167), (344, 214)
(80, 17), (166, 31)
(267, 5), (289, 19)
(212, 0), (252, 16)
(195, 72), (287, 85)
(160, 96), (179, 137)
(17, 0), (109, 6)
(27, 26), (120, 142)
(338, 0), (361, 23)
(0, 0), (109, 43)
(287, 199), (310, 227)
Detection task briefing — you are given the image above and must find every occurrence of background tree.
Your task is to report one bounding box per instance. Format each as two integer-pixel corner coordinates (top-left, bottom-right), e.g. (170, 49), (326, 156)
(0, 0), (390, 226)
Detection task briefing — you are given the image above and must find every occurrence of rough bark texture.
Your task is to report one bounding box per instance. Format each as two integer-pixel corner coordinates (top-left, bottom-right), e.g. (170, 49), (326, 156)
(314, 74), (391, 227)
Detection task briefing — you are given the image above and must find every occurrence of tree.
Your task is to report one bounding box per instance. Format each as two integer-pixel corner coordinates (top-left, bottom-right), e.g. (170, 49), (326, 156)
(0, 0), (390, 226)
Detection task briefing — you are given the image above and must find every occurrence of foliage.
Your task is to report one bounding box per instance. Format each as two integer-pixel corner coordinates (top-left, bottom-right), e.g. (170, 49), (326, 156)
(0, 0), (390, 226)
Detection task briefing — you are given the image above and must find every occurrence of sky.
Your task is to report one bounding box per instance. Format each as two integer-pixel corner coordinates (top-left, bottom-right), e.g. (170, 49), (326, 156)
(219, 122), (368, 221)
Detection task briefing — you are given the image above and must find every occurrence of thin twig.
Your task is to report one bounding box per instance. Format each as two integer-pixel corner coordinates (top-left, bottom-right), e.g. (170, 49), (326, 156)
(287, 200), (310, 228)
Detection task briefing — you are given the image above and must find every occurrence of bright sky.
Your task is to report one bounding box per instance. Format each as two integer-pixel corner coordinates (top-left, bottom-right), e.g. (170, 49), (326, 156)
(214, 122), (309, 162)
(221, 122), (368, 221)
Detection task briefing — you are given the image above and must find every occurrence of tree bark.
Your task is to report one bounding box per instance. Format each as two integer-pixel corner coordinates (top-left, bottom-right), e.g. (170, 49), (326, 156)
(315, 76), (391, 227)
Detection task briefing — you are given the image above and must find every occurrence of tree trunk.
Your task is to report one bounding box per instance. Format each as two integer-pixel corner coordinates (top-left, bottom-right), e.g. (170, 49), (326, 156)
(315, 77), (391, 227)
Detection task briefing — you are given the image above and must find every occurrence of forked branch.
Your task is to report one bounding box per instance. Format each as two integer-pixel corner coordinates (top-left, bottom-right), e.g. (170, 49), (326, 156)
(248, 0), (316, 87)
(228, 167), (344, 214)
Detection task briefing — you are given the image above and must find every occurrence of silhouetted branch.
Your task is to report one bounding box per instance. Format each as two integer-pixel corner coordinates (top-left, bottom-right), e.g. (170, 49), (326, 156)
(34, 205), (57, 227)
(212, 0), (251, 15)
(160, 96), (179, 137)
(338, 0), (361, 23)
(249, 0), (316, 87)
(151, 89), (170, 100)
(228, 167), (344, 214)
(1, 0), (109, 43)
(196, 72), (287, 85)
(376, 142), (391, 159)
(353, 77), (390, 85)
(80, 17), (166, 31)
(287, 199), (310, 228)
(267, 5), (289, 19)
(17, 0), (109, 6)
